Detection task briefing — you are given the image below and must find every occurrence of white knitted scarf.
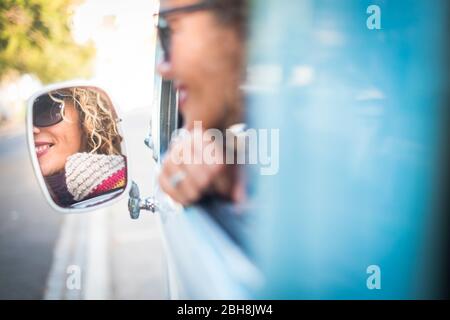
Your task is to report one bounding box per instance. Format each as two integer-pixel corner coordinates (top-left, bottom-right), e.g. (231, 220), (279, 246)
(65, 152), (125, 201)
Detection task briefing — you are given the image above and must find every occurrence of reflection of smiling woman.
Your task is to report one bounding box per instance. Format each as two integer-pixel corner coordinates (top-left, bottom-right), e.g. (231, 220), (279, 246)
(33, 88), (126, 207)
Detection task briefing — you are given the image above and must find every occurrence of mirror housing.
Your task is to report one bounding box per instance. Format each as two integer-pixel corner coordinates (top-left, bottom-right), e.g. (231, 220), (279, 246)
(27, 81), (131, 214)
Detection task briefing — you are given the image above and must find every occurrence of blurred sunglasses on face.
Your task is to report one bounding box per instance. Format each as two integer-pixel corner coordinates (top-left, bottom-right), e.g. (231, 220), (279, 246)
(154, 0), (215, 61)
(33, 93), (65, 127)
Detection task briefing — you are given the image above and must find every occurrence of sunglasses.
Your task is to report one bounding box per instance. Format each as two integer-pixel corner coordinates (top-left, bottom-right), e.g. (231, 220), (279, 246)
(33, 93), (66, 127)
(155, 0), (215, 61)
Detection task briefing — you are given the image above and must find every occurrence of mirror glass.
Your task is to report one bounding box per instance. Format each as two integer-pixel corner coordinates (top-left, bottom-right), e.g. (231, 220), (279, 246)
(30, 86), (128, 210)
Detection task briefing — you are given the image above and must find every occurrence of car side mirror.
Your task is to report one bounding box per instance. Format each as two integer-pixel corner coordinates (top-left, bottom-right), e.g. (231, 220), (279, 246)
(27, 81), (130, 213)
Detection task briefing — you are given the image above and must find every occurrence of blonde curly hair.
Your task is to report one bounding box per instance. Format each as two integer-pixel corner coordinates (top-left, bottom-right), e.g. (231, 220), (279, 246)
(50, 87), (123, 155)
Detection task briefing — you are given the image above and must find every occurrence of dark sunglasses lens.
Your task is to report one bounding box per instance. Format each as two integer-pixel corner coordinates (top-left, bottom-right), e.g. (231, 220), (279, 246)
(157, 17), (171, 61)
(33, 94), (64, 127)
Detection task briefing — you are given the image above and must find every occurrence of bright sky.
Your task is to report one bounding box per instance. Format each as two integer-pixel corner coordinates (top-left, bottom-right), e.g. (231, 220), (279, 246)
(72, 0), (159, 113)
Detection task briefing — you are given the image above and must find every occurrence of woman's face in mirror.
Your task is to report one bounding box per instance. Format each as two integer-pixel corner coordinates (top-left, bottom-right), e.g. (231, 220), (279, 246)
(33, 100), (82, 177)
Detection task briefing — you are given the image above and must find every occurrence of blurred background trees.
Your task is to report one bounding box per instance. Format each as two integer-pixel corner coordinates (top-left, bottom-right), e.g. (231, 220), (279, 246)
(0, 0), (95, 84)
(0, 0), (154, 128)
(0, 0), (95, 127)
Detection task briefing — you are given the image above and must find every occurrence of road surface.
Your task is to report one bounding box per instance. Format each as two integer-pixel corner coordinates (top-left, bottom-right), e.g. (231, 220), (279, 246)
(0, 109), (167, 299)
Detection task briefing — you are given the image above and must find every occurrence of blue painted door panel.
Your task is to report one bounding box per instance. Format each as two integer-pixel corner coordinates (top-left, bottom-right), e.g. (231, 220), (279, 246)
(247, 0), (448, 299)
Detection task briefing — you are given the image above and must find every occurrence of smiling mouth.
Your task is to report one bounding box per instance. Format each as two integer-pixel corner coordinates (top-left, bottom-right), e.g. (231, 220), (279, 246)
(35, 143), (54, 158)
(175, 83), (188, 109)
(178, 89), (188, 108)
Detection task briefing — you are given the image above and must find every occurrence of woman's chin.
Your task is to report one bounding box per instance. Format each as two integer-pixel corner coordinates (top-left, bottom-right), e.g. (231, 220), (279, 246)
(40, 167), (52, 177)
(40, 163), (63, 177)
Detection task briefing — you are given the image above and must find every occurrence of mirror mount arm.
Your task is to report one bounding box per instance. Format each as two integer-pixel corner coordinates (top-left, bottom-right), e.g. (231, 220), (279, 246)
(128, 181), (158, 219)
